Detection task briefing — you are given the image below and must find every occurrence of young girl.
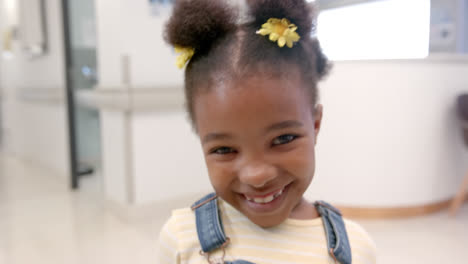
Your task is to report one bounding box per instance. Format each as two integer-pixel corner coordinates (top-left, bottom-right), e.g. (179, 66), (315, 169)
(158, 0), (377, 263)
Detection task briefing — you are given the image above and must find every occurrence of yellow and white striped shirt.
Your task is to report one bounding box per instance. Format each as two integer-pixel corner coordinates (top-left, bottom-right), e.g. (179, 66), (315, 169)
(158, 199), (377, 264)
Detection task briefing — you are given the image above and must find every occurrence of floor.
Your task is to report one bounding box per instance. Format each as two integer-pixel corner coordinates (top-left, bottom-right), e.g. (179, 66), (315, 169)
(0, 153), (467, 264)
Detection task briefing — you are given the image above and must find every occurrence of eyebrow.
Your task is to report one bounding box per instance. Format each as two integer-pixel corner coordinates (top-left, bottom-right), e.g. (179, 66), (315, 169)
(202, 133), (233, 144)
(266, 120), (304, 132)
(202, 120), (303, 144)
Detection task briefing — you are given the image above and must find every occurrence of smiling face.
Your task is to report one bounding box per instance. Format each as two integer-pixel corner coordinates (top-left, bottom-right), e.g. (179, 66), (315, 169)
(193, 71), (323, 227)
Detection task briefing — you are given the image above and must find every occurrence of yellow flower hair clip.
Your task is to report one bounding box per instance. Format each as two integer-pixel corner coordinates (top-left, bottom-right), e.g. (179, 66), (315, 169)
(256, 18), (301, 48)
(175, 46), (195, 69)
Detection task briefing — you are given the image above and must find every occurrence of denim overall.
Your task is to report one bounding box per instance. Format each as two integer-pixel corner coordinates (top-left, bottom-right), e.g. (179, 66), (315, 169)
(191, 193), (352, 264)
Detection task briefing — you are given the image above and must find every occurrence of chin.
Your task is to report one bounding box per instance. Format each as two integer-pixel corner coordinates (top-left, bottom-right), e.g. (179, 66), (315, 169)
(247, 213), (288, 228)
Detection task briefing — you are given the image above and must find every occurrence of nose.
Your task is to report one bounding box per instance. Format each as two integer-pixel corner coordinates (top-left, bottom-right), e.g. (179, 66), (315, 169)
(238, 161), (277, 188)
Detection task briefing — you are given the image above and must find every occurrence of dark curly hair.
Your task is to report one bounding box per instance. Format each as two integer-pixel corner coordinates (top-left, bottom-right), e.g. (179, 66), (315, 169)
(165, 0), (331, 125)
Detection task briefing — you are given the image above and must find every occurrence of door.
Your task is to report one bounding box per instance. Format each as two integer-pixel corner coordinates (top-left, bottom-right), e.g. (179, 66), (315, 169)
(62, 0), (100, 189)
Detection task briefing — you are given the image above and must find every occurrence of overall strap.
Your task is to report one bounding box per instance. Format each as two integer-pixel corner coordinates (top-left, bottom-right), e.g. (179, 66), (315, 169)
(192, 194), (255, 264)
(191, 193), (230, 254)
(314, 201), (352, 264)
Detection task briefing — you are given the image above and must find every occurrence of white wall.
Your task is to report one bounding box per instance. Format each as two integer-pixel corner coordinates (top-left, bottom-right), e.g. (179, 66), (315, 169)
(0, 0), (69, 177)
(131, 111), (211, 204)
(100, 111), (130, 204)
(95, 0), (182, 88)
(94, 0), (187, 204)
(306, 60), (468, 207)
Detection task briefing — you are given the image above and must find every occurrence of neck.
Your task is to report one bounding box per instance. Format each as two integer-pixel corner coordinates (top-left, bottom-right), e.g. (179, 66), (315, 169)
(289, 198), (319, 220)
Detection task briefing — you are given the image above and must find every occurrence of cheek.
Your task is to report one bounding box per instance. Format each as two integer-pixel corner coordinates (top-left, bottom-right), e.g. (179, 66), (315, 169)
(280, 144), (316, 180)
(205, 159), (236, 192)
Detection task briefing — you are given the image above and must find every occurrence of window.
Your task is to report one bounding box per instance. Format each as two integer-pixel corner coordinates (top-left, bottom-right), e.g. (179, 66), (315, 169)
(316, 0), (431, 60)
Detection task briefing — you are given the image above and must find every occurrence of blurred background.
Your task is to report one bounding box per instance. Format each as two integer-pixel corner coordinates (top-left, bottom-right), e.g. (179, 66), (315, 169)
(0, 0), (467, 263)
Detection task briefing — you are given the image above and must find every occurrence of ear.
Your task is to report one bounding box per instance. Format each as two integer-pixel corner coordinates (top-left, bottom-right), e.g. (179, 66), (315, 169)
(313, 104), (323, 144)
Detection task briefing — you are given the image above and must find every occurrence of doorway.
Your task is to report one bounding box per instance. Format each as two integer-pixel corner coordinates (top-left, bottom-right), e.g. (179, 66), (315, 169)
(62, 0), (101, 189)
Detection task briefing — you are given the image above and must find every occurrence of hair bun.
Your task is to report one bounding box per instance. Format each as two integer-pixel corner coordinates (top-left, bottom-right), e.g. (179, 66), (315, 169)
(248, 0), (314, 37)
(165, 0), (237, 53)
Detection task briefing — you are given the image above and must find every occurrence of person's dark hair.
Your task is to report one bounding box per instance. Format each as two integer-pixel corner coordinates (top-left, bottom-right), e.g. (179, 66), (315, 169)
(165, 0), (331, 124)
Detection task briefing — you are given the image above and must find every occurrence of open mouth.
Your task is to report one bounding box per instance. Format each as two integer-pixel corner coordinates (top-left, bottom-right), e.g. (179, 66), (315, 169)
(243, 186), (287, 204)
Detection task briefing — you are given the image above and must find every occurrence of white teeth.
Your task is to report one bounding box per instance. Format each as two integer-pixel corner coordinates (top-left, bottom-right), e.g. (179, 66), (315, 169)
(274, 189), (283, 198)
(253, 195), (274, 204)
(246, 188), (284, 204)
(253, 197), (265, 203)
(263, 195), (275, 203)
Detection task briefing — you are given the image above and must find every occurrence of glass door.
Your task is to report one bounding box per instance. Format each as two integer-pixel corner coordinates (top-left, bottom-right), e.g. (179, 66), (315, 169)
(62, 0), (100, 189)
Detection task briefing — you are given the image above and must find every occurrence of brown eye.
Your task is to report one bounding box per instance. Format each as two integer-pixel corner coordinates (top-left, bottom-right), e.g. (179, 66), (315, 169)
(272, 134), (298, 146)
(211, 147), (236, 155)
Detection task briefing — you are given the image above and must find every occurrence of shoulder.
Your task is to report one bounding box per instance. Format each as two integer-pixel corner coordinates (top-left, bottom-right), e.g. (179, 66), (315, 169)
(159, 207), (197, 242)
(157, 207), (198, 263)
(343, 218), (377, 264)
